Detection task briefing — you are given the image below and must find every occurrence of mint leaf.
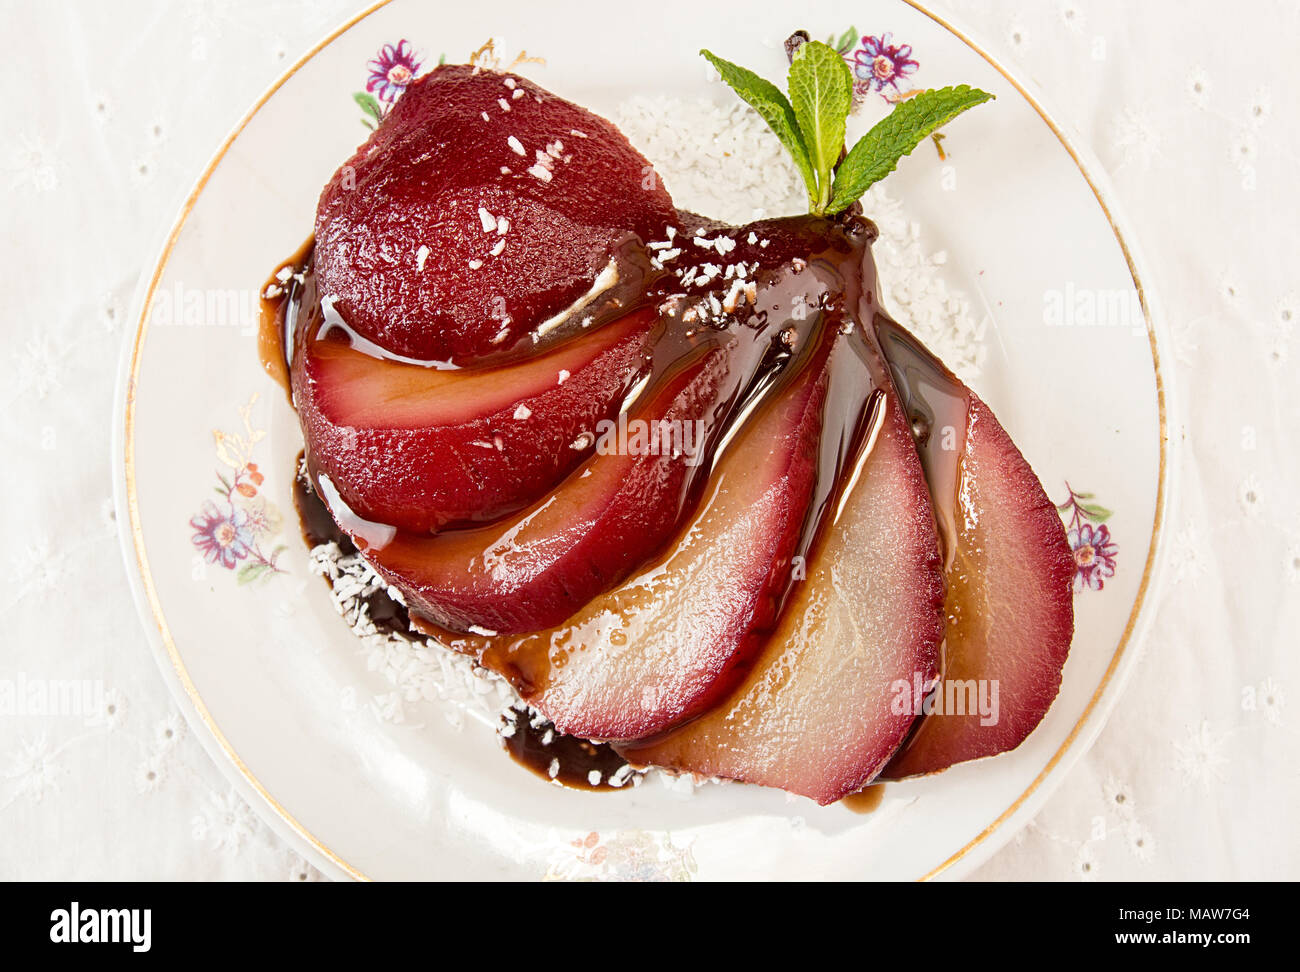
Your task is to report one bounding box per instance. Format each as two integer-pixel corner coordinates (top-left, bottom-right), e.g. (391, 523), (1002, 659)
(788, 40), (853, 212)
(828, 85), (994, 213)
(701, 49), (818, 207)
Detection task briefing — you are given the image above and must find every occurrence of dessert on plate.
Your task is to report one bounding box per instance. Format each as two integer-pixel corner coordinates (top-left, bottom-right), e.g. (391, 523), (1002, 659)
(261, 35), (1075, 805)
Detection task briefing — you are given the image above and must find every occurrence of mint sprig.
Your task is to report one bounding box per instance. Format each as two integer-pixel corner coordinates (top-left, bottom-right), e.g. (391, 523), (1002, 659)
(701, 41), (994, 216)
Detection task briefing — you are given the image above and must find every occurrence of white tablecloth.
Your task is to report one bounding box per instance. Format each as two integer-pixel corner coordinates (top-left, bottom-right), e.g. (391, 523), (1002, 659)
(2, 0), (1295, 880)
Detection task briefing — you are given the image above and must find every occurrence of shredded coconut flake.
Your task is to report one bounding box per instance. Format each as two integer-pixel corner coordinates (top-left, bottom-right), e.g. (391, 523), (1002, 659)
(306, 539), (515, 729)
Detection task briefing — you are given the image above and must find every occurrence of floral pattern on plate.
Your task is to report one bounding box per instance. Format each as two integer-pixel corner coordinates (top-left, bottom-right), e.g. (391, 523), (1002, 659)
(354, 39), (425, 128)
(544, 830), (698, 882)
(188, 394), (286, 584)
(351, 39), (541, 128)
(825, 27), (922, 110)
(1057, 483), (1119, 593)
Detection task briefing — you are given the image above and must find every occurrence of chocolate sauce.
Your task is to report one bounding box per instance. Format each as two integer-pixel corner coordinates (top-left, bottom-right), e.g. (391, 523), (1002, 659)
(873, 315), (971, 573)
(500, 705), (641, 791)
(258, 238), (313, 400)
(291, 453), (412, 640)
(869, 316), (983, 769)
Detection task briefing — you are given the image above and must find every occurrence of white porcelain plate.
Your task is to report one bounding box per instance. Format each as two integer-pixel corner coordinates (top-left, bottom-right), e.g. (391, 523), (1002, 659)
(113, 0), (1173, 880)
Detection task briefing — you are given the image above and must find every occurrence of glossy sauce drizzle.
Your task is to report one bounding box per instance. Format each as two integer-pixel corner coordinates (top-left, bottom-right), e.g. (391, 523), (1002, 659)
(869, 316), (979, 768)
(258, 238), (313, 400)
(271, 210), (920, 798)
(500, 705), (641, 790)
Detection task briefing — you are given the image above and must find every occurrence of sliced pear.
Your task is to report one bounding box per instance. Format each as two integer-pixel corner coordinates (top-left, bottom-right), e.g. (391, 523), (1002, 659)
(622, 336), (946, 803)
(436, 337), (831, 740)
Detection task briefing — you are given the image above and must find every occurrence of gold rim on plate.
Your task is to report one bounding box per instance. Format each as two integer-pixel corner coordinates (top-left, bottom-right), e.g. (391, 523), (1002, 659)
(120, 0), (1168, 882)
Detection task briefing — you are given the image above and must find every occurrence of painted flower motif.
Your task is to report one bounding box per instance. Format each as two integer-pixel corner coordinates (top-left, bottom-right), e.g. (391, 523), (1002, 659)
(1069, 522), (1118, 592)
(367, 40), (422, 103)
(190, 501), (253, 569)
(188, 397), (286, 583)
(1057, 484), (1119, 593)
(851, 33), (919, 97)
(238, 492), (282, 536)
(546, 830), (697, 881)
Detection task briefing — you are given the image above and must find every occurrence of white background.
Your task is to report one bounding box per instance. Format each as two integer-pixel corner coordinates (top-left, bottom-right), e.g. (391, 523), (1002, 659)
(1, 0), (1296, 880)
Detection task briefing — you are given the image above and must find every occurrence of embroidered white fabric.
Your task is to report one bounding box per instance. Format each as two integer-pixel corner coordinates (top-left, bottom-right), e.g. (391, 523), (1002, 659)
(0, 0), (1294, 880)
